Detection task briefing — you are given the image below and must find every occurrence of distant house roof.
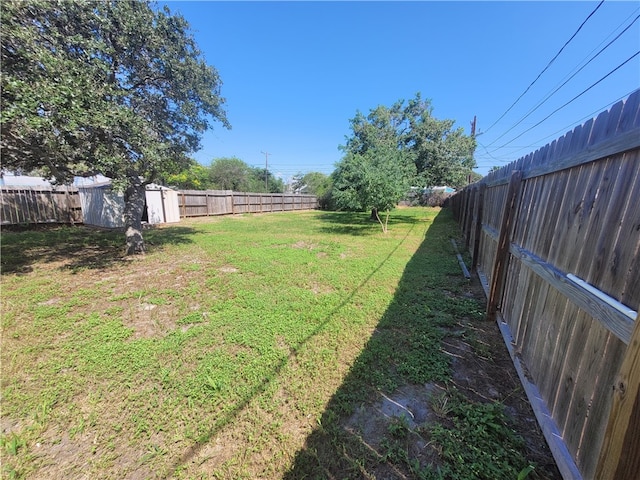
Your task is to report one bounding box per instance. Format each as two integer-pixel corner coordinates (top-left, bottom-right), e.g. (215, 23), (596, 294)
(424, 186), (455, 194)
(0, 173), (52, 187)
(73, 175), (112, 187)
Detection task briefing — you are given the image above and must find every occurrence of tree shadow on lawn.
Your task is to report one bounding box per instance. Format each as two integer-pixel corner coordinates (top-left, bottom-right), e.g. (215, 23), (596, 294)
(0, 224), (198, 274)
(317, 210), (423, 236)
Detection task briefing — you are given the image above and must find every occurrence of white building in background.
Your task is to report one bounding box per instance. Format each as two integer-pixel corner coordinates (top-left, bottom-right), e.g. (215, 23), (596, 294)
(0, 172), (180, 227)
(0, 172), (53, 187)
(74, 176), (180, 228)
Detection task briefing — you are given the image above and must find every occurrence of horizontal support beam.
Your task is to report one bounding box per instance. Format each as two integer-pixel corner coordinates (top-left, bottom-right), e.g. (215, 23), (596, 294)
(480, 224), (635, 344)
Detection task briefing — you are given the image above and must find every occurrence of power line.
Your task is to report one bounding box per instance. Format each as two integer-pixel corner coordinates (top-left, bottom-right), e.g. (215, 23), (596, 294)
(483, 0), (606, 135)
(476, 88), (639, 165)
(485, 13), (640, 148)
(490, 51), (639, 150)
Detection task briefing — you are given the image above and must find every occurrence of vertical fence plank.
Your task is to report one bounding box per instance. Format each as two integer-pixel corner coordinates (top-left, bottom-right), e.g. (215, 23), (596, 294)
(595, 319), (640, 480)
(487, 170), (523, 322)
(471, 183), (485, 271)
(451, 92), (640, 479)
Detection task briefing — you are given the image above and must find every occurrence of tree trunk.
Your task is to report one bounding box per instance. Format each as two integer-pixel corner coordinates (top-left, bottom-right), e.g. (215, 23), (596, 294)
(370, 208), (378, 221)
(123, 179), (146, 255)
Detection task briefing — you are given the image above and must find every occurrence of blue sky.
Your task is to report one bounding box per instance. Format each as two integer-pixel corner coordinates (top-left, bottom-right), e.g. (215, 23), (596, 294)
(163, 1), (640, 180)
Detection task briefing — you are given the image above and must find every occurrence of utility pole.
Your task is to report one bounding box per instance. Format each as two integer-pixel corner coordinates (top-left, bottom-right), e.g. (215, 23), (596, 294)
(261, 151), (270, 192)
(469, 116), (477, 185)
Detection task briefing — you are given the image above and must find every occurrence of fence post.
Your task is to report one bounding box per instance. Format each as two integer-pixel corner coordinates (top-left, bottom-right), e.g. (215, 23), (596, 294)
(487, 170), (523, 322)
(464, 186), (477, 249)
(595, 317), (640, 479)
(471, 183), (486, 271)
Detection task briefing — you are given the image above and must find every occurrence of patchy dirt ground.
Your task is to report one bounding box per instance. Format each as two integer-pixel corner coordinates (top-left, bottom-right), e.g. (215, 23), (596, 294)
(339, 276), (562, 480)
(2, 219), (562, 479)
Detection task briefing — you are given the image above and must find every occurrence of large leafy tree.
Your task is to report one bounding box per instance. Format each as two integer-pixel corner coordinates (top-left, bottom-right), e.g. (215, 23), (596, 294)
(209, 157), (252, 191)
(1, 0), (230, 253)
(340, 93), (476, 190)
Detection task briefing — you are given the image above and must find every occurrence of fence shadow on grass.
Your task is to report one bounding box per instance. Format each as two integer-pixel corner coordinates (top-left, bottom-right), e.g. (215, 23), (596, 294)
(283, 208), (561, 479)
(282, 208), (460, 478)
(166, 209), (421, 477)
(0, 224), (198, 274)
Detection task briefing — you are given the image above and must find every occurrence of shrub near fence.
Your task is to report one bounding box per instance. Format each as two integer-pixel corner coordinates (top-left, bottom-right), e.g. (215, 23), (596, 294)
(450, 90), (640, 480)
(0, 186), (82, 225)
(177, 190), (317, 217)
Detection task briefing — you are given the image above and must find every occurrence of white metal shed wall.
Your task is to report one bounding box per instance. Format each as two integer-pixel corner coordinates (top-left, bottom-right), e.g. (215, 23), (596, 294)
(78, 185), (125, 228)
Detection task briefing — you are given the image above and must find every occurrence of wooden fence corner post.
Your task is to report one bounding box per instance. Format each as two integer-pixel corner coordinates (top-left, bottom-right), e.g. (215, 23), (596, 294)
(595, 316), (640, 480)
(487, 170), (523, 322)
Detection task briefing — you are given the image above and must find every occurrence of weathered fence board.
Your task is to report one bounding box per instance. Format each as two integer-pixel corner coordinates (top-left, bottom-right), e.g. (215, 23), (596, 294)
(450, 90), (640, 480)
(178, 190), (317, 217)
(0, 187), (318, 225)
(0, 186), (82, 225)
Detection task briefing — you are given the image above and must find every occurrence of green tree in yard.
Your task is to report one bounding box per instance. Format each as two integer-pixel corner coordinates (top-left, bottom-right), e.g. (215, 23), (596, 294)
(291, 172), (330, 196)
(209, 157), (252, 191)
(340, 93), (476, 190)
(331, 145), (416, 233)
(331, 93), (474, 228)
(165, 161), (213, 190)
(1, 0), (230, 254)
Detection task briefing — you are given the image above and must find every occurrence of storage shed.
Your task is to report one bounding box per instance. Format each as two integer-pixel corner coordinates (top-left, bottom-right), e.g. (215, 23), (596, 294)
(145, 185), (180, 224)
(77, 183), (125, 228)
(77, 179), (180, 228)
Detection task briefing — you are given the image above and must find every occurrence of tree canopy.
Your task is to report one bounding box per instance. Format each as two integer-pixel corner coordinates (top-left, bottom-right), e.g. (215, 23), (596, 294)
(165, 157), (286, 193)
(339, 93), (476, 189)
(331, 145), (416, 232)
(1, 0), (229, 253)
(331, 93), (476, 230)
(208, 157), (252, 191)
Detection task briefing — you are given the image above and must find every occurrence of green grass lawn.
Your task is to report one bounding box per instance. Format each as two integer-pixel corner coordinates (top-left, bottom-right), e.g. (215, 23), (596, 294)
(0, 208), (554, 479)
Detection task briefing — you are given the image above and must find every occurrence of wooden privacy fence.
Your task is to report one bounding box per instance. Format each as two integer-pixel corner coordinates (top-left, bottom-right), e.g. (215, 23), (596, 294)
(450, 90), (640, 480)
(0, 187), (317, 225)
(177, 190), (317, 217)
(0, 186), (82, 225)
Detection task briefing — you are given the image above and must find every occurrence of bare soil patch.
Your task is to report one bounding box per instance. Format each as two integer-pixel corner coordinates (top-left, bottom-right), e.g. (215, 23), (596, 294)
(339, 278), (561, 479)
